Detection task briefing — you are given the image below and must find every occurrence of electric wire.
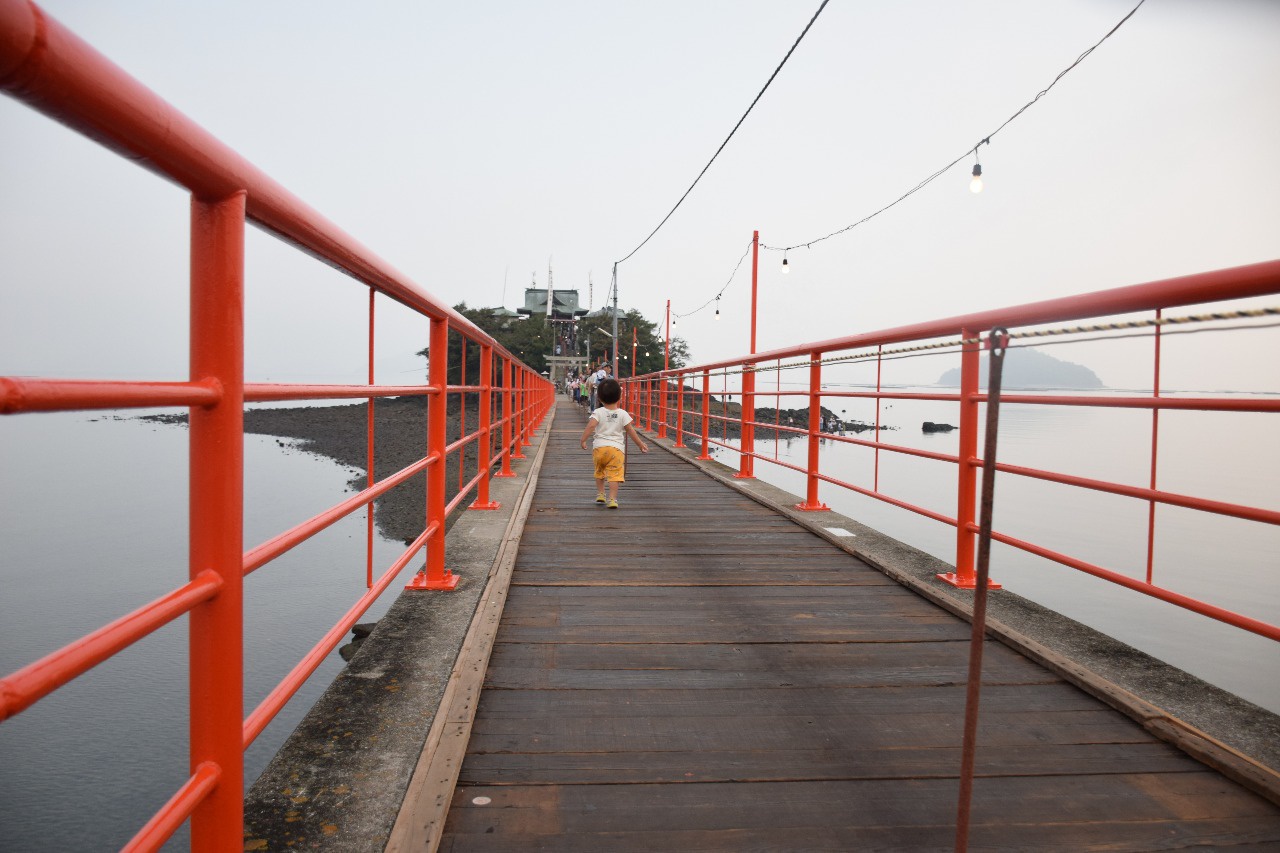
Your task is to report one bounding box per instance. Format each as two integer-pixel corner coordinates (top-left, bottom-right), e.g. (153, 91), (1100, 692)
(761, 0), (1147, 255)
(612, 0), (830, 267)
(674, 240), (754, 319)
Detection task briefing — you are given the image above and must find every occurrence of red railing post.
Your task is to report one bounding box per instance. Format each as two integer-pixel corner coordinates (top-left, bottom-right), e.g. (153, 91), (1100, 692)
(1146, 309), (1163, 584)
(697, 369), (711, 459)
(512, 369), (527, 459)
(644, 379), (652, 431)
(520, 368), (533, 447)
(673, 371), (686, 448)
(495, 358), (515, 478)
(940, 328), (982, 588)
(736, 364), (756, 479)
(407, 315), (459, 591)
(366, 287), (375, 589)
(658, 375), (669, 440)
(471, 344), (500, 509)
(458, 338), (467, 492)
(796, 351), (830, 511)
(188, 190), (246, 853)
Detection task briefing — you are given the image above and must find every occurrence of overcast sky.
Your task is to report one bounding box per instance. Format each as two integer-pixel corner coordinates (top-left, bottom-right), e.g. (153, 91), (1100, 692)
(2, 0), (1278, 392)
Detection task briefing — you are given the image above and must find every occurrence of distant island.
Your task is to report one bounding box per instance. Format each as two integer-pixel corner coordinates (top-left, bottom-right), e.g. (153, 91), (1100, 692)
(937, 347), (1104, 389)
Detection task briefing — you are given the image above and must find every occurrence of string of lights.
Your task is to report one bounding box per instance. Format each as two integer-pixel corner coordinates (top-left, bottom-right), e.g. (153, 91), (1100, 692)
(612, 0), (830, 268)
(673, 240), (754, 322)
(760, 0), (1147, 260)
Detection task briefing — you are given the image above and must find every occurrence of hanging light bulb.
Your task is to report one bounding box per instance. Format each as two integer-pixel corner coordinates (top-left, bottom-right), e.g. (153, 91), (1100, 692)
(970, 162), (984, 194)
(715, 295), (721, 319)
(781, 253), (790, 275)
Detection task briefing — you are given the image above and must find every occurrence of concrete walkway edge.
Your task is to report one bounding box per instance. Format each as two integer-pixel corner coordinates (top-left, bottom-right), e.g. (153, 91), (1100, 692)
(384, 411), (553, 851)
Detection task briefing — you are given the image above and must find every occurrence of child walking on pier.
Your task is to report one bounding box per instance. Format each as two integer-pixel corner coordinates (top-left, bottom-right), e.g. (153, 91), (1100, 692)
(579, 378), (648, 509)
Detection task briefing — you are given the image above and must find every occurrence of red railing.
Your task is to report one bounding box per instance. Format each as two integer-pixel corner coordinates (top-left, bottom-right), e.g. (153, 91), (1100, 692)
(0, 3), (552, 851)
(627, 257), (1280, 645)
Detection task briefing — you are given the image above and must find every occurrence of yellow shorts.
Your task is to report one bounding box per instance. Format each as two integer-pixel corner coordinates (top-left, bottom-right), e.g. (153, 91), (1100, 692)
(592, 446), (626, 482)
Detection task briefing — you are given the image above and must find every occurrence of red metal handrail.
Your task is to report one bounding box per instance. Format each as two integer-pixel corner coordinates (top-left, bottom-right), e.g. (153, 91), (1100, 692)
(627, 257), (1280, 647)
(0, 3), (553, 851)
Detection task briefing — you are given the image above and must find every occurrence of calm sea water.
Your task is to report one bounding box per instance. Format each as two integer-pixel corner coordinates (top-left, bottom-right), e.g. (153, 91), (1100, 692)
(708, 387), (1280, 713)
(0, 412), (406, 852)
(2, 393), (1278, 850)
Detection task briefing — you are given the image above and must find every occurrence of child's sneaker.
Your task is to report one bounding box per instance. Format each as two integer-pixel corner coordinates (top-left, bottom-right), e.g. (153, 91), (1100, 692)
(596, 493), (606, 504)
(607, 499), (619, 509)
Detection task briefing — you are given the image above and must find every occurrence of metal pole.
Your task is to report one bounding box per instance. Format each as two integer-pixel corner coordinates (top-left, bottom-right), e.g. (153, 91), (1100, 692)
(659, 300), (670, 438)
(1146, 309), (1162, 584)
(188, 190), (246, 853)
(366, 287), (375, 589)
(697, 369), (711, 459)
(736, 230), (758, 479)
(409, 315), (459, 590)
(458, 337), (467, 492)
(612, 263), (619, 369)
(512, 370), (527, 458)
(495, 358), (515, 478)
(673, 370), (686, 448)
(471, 344), (500, 509)
(796, 351), (829, 511)
(955, 328), (1009, 852)
(940, 328), (981, 588)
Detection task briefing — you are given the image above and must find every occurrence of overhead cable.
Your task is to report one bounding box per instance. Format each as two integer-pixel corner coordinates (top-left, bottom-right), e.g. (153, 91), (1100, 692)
(613, 0), (830, 267)
(762, 0), (1147, 255)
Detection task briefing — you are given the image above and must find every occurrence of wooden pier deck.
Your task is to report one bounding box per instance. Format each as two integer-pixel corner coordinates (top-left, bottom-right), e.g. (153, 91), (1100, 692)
(429, 400), (1280, 851)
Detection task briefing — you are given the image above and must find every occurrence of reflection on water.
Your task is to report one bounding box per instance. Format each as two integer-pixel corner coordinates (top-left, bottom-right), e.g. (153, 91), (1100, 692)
(730, 388), (1280, 713)
(0, 413), (407, 852)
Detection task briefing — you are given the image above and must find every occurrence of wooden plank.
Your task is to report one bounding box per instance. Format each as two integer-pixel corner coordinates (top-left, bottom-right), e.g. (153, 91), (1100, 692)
(468, 683), (1098, 719)
(443, 774), (1280, 836)
(440, 819), (1280, 853)
(457, 741), (1204, 785)
(464, 709), (1154, 755)
(481, 640), (1057, 690)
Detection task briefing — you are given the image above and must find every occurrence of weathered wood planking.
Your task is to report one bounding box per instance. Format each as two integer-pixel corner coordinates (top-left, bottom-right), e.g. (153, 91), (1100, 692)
(437, 400), (1280, 851)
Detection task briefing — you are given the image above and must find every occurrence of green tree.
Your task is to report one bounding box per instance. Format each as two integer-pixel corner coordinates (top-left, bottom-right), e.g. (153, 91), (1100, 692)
(418, 304), (688, 384)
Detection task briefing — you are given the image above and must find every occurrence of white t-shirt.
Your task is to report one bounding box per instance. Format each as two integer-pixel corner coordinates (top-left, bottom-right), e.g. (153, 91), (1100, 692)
(590, 406), (632, 451)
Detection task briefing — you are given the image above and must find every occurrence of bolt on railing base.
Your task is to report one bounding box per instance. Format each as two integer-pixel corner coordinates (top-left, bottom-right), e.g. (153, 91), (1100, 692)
(935, 571), (1002, 590)
(469, 500), (502, 511)
(794, 502), (831, 512)
(405, 570), (460, 591)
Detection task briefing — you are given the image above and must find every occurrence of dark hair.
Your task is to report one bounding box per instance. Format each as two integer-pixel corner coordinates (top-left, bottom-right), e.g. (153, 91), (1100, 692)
(596, 377), (622, 404)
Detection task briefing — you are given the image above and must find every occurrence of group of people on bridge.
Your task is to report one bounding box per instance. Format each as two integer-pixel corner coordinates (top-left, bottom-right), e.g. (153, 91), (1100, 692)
(565, 361), (612, 410)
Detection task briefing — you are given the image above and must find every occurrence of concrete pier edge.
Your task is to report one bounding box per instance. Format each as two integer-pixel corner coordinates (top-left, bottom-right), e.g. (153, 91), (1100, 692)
(243, 410), (554, 852)
(648, 430), (1280, 807)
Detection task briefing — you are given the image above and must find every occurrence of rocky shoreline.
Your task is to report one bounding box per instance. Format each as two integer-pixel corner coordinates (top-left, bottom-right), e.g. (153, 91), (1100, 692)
(143, 394), (890, 545)
(145, 396), (477, 546)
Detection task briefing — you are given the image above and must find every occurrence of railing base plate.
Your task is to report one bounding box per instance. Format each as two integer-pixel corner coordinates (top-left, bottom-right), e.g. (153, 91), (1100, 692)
(470, 500), (502, 511)
(794, 502), (831, 512)
(405, 571), (460, 591)
(936, 571), (1002, 590)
